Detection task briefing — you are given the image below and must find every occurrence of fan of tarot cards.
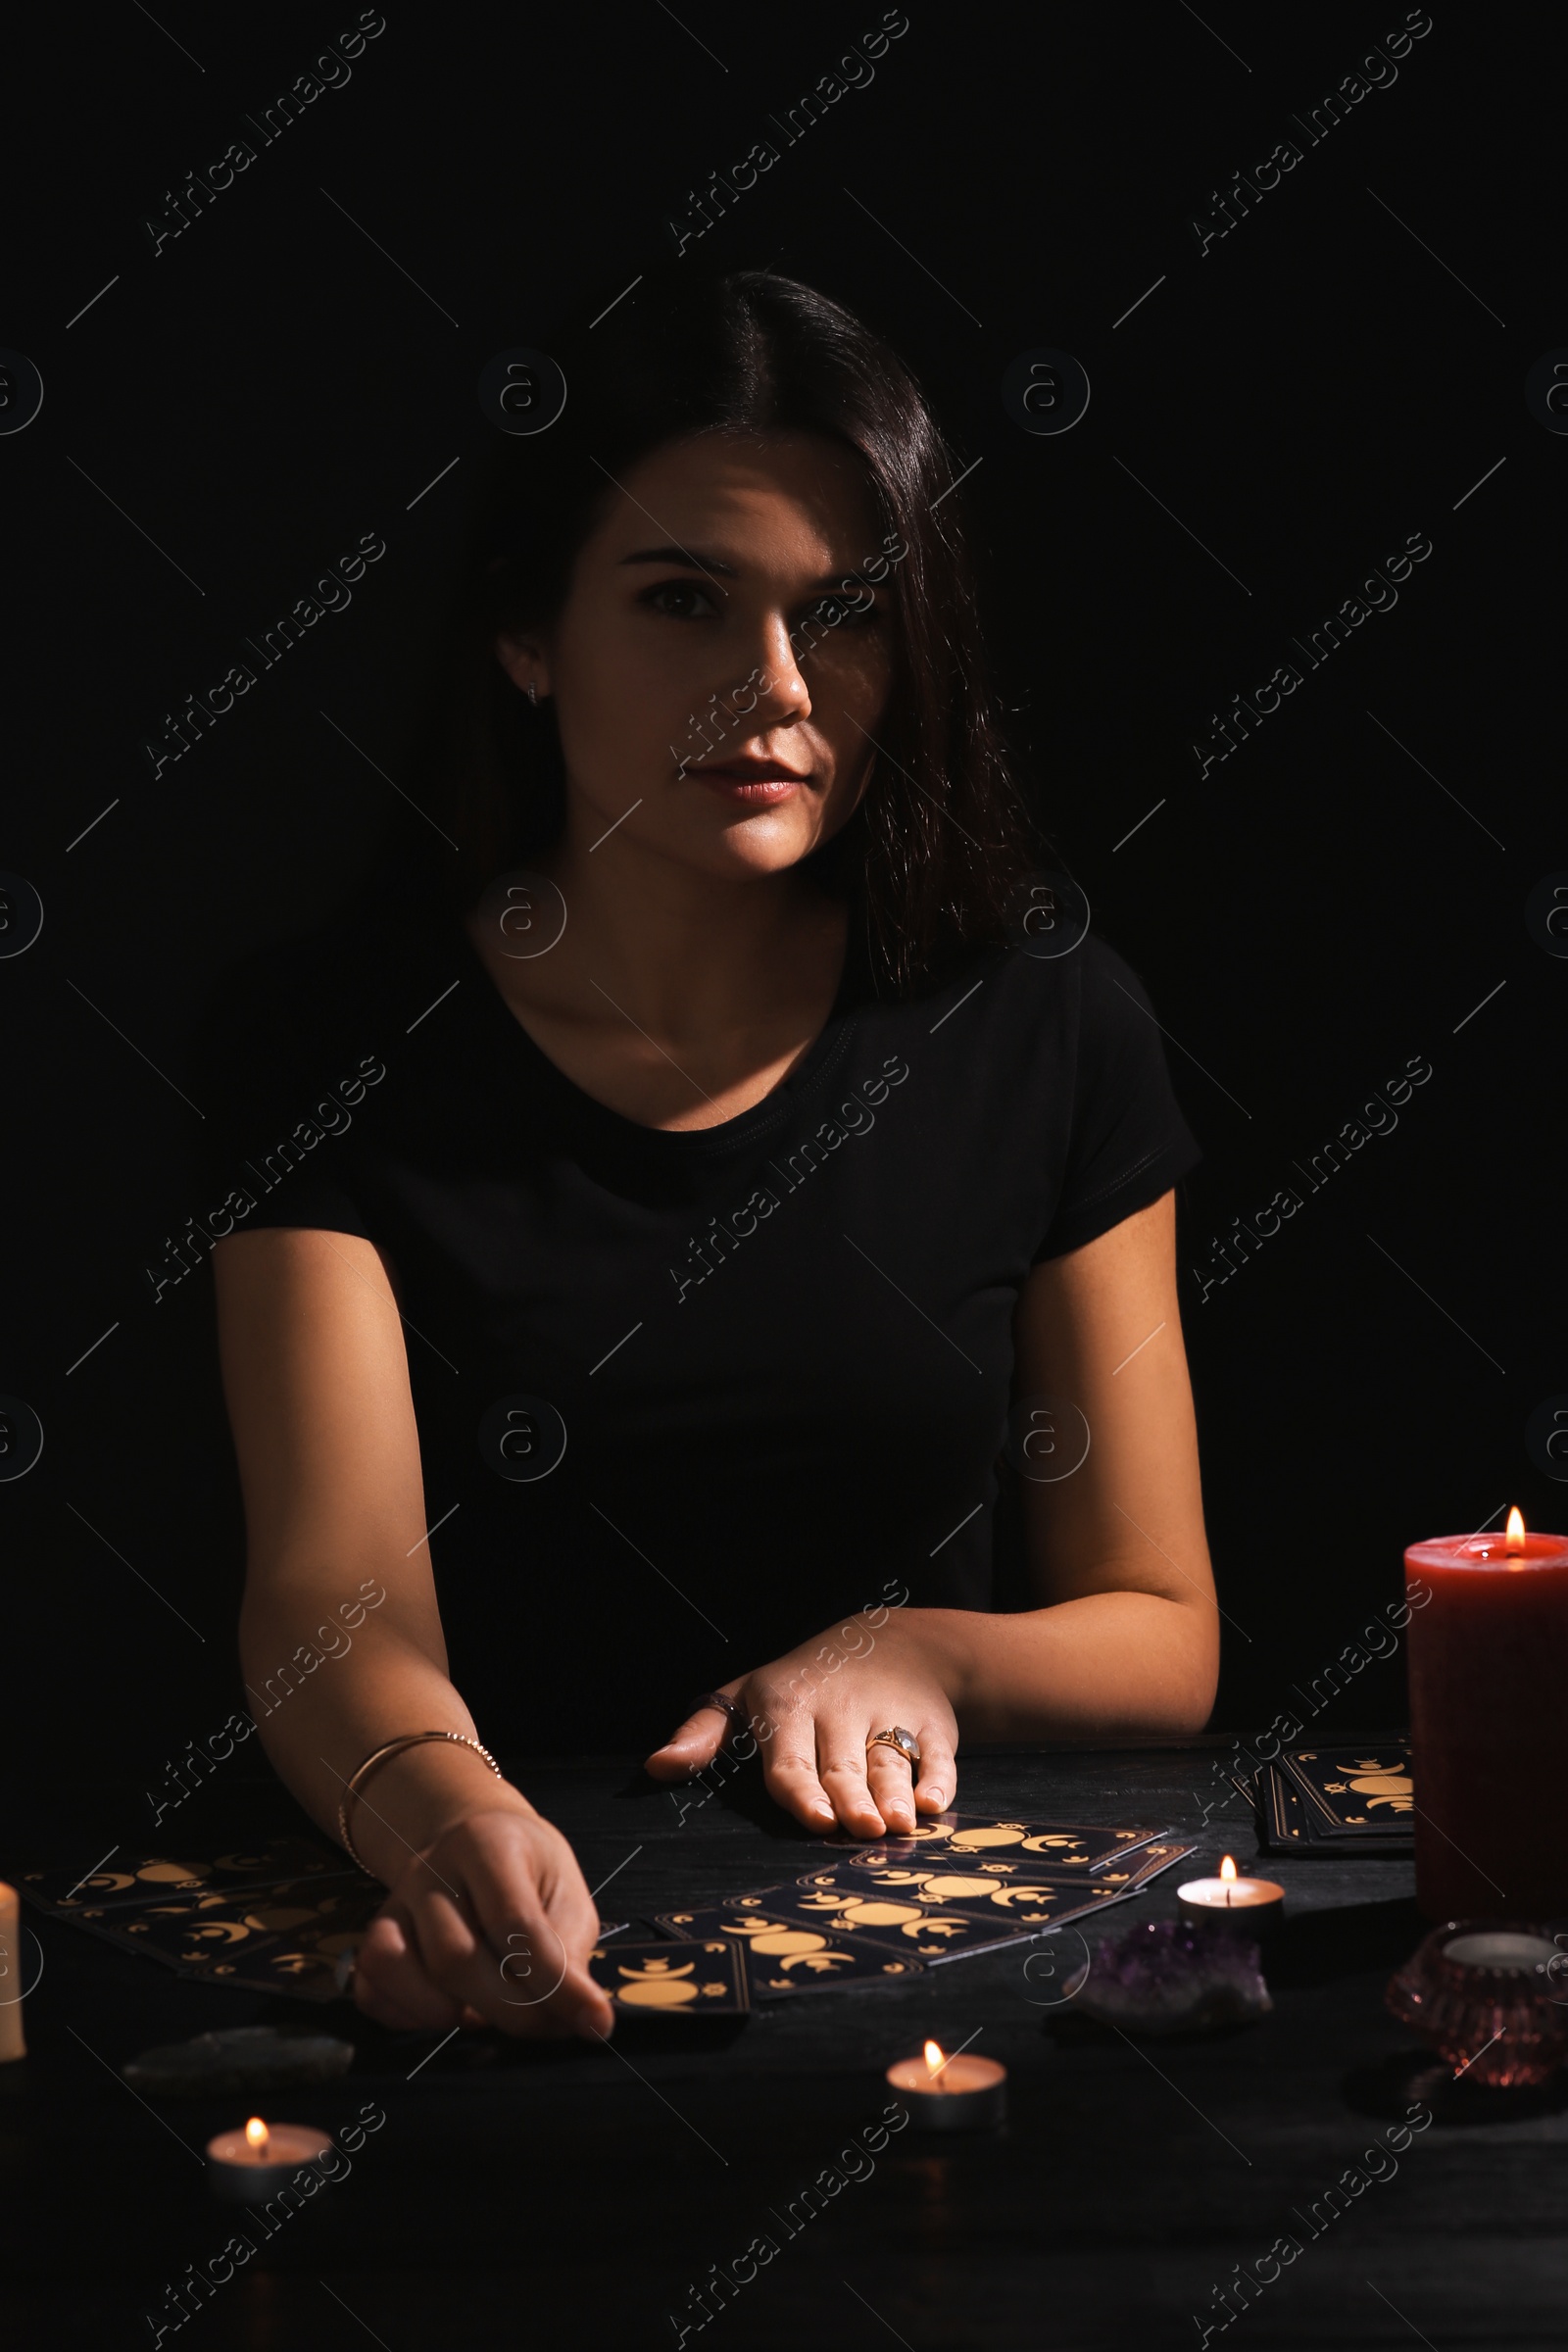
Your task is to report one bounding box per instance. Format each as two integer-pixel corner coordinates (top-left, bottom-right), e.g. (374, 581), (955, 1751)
(592, 1812), (1196, 2016)
(17, 1810), (1197, 2016)
(17, 1838), (414, 2002)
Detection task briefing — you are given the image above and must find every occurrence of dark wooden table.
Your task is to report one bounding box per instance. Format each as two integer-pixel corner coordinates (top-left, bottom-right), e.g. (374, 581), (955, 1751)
(5, 1744), (1564, 2349)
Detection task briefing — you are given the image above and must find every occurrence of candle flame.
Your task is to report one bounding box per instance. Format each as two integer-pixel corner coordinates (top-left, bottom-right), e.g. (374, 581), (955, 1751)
(923, 2040), (946, 2078)
(1219, 1856), (1238, 1882)
(245, 2118), (269, 2154)
(1505, 1506), (1526, 1553)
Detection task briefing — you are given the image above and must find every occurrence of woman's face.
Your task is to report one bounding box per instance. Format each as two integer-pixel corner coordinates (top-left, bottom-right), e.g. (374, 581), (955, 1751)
(498, 428), (897, 883)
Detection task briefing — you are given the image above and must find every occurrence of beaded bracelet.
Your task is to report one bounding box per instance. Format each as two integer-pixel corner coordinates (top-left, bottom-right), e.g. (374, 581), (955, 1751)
(335, 1729), (503, 1872)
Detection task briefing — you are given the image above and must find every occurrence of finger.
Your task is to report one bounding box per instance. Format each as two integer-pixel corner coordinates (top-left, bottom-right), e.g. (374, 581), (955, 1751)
(555, 1952), (616, 2042)
(461, 1848), (613, 2039)
(863, 1740), (916, 1834)
(760, 1725), (836, 1830)
(353, 1910), (464, 2033)
(404, 1880), (569, 2036)
(489, 1913), (612, 2040)
(407, 1884), (487, 2004)
(913, 1722), (957, 1814)
(643, 1699), (734, 1781)
(817, 1733), (886, 1838)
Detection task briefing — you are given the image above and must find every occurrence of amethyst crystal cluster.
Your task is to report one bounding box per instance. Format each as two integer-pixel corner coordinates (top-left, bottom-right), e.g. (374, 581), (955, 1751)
(1075, 1916), (1273, 2034)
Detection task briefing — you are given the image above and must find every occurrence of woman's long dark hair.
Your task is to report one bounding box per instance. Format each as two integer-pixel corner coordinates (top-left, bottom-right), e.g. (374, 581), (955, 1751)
(403, 265), (1039, 998)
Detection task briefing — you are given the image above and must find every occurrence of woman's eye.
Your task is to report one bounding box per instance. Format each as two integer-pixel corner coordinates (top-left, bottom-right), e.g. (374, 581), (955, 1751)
(642, 580), (718, 620)
(640, 580), (879, 630)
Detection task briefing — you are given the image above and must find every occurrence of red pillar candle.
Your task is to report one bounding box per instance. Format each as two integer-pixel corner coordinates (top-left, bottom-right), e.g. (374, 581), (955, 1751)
(1405, 1510), (1568, 1920)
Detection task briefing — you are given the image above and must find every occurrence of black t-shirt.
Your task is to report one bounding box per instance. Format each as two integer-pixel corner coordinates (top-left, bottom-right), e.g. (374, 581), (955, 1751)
(192, 907), (1200, 1754)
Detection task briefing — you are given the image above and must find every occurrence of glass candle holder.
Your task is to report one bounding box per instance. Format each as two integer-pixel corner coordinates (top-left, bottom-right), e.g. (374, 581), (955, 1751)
(1386, 1920), (1568, 2087)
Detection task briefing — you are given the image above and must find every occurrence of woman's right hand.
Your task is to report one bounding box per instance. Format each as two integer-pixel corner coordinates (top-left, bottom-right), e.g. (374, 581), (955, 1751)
(350, 1802), (615, 2040)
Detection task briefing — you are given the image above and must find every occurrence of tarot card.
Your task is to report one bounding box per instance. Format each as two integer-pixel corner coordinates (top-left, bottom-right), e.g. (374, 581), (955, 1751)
(73, 1876), (381, 1990)
(184, 1904), (636, 2005)
(826, 1810), (964, 1850)
(726, 1873), (1117, 1961)
(147, 1888), (636, 2001)
(1261, 1762), (1316, 1849)
(196, 1894), (383, 2001)
(1256, 1762), (1410, 1856)
(832, 1815), (1170, 1874)
(652, 1907), (925, 1998)
(1102, 1839), (1197, 1894)
(587, 1937), (749, 2015)
(937, 1817), (1171, 1870)
(820, 1843), (1153, 1898)
(1275, 1764), (1353, 1837)
(1278, 1747), (1413, 1835)
(799, 1857), (1137, 1927)
(19, 1835), (358, 1915)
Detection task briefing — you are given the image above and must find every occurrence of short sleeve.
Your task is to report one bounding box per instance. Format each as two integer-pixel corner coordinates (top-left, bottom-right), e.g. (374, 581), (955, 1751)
(1032, 935), (1202, 1261)
(187, 932), (378, 1242)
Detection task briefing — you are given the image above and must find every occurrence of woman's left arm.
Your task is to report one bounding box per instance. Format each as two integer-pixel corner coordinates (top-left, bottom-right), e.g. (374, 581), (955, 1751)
(646, 1190), (1219, 1834)
(941, 1186), (1219, 1741)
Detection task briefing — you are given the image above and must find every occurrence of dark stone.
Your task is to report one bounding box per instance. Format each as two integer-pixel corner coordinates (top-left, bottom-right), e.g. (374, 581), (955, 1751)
(121, 2024), (354, 2098)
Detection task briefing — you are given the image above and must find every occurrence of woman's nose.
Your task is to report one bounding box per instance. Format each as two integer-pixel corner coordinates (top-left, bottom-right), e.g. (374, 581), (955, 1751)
(744, 620), (811, 722)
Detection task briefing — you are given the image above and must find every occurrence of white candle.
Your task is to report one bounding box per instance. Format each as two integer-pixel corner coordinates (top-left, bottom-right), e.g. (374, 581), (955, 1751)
(0, 1883), (26, 2063)
(1443, 1932), (1557, 1972)
(207, 2117), (334, 2203)
(885, 2041), (1006, 2130)
(1177, 1855), (1285, 1934)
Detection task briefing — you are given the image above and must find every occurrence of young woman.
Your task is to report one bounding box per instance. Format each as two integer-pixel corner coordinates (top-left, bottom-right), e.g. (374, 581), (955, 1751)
(204, 268), (1216, 2045)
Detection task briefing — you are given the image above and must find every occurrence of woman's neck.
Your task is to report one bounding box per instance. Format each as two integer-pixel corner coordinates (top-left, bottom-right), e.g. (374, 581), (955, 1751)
(519, 820), (847, 1049)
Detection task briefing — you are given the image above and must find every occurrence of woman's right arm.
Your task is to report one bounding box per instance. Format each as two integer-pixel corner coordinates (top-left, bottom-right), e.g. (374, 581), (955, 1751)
(212, 1226), (613, 2039)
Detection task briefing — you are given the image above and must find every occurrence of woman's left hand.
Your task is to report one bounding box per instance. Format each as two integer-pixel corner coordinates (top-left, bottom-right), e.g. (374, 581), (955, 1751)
(642, 1607), (959, 1837)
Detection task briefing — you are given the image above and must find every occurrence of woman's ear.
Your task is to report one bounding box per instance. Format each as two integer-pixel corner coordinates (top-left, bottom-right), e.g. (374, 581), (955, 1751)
(495, 628), (552, 702)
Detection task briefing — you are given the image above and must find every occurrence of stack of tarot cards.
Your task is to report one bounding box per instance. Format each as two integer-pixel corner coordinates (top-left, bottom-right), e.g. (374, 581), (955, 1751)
(1240, 1744), (1414, 1859)
(586, 1812), (1195, 2017)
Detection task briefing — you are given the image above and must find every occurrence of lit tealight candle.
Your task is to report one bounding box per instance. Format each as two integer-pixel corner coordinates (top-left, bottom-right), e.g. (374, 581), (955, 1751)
(206, 2115), (334, 2204)
(1177, 1855), (1285, 1936)
(884, 2040), (1007, 2131)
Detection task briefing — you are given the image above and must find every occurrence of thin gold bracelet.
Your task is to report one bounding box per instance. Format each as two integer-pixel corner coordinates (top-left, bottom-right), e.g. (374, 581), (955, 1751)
(335, 1730), (503, 1872)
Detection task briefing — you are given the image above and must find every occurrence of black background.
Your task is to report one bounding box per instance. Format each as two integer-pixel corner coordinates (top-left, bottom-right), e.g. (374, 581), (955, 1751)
(2, 1), (1557, 1807)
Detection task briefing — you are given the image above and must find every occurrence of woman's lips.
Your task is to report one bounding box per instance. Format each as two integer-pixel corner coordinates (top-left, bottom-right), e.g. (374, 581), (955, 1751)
(691, 760), (809, 802)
